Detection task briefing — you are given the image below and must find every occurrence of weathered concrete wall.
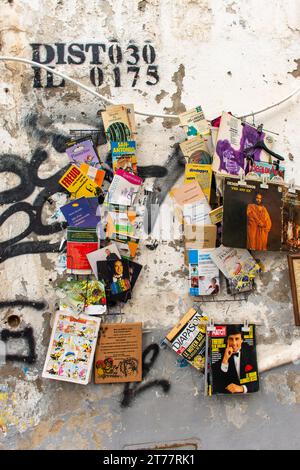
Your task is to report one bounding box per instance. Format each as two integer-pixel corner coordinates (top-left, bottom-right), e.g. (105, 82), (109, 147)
(0, 0), (300, 449)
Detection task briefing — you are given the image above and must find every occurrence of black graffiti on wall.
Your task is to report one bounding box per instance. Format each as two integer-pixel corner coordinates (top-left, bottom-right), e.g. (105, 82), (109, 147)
(30, 42), (159, 88)
(120, 343), (171, 408)
(0, 327), (37, 364)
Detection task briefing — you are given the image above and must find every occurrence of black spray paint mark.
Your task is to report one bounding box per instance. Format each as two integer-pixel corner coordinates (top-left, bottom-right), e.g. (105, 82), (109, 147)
(120, 343), (171, 408)
(0, 327), (37, 364)
(143, 144), (185, 235)
(0, 300), (46, 310)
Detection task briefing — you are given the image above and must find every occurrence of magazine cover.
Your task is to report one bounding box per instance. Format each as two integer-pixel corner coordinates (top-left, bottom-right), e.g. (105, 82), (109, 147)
(106, 169), (143, 206)
(97, 258), (131, 302)
(95, 323), (142, 384)
(282, 188), (300, 252)
(188, 249), (219, 296)
(210, 245), (260, 290)
(165, 307), (208, 371)
(184, 164), (213, 201)
(42, 312), (101, 385)
(207, 323), (259, 395)
(248, 161), (285, 181)
(66, 227), (99, 274)
(179, 136), (212, 164)
(57, 279), (107, 315)
(222, 177), (283, 251)
(60, 197), (100, 228)
(212, 112), (274, 175)
(179, 106), (210, 137)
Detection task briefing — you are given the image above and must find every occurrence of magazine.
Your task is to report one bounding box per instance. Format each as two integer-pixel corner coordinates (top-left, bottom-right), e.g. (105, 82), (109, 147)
(106, 169), (143, 206)
(188, 249), (219, 296)
(65, 137), (101, 168)
(59, 164), (101, 198)
(42, 311), (100, 385)
(206, 323), (259, 395)
(86, 243), (121, 279)
(57, 279), (107, 315)
(184, 164), (213, 201)
(179, 106), (210, 137)
(165, 307), (208, 372)
(111, 141), (137, 175)
(60, 197), (100, 228)
(180, 136), (212, 164)
(66, 227), (99, 274)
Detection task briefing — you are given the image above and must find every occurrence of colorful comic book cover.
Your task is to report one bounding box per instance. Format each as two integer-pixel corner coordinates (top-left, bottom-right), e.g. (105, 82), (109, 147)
(165, 307), (208, 372)
(188, 249), (220, 296)
(111, 141), (137, 174)
(57, 279), (107, 315)
(65, 138), (101, 168)
(222, 177), (283, 251)
(206, 323), (259, 395)
(42, 312), (101, 385)
(212, 112), (274, 176)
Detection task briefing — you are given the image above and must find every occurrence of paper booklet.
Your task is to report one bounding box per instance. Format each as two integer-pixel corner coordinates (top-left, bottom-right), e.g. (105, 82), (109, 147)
(210, 245), (260, 291)
(212, 112), (274, 176)
(66, 227), (99, 274)
(42, 311), (101, 385)
(65, 138), (101, 168)
(188, 249), (220, 296)
(106, 169), (143, 206)
(205, 323), (259, 396)
(165, 307), (208, 372)
(184, 164), (213, 201)
(179, 136), (212, 164)
(57, 279), (107, 315)
(86, 243), (121, 279)
(179, 106), (211, 137)
(59, 164), (101, 199)
(95, 323), (142, 384)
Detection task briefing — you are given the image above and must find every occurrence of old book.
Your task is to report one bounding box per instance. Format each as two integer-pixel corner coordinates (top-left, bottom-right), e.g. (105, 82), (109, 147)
(59, 164), (101, 199)
(205, 323), (259, 396)
(165, 307), (207, 372)
(179, 106), (210, 137)
(179, 136), (212, 164)
(101, 105), (133, 141)
(66, 227), (99, 274)
(95, 322), (142, 383)
(184, 164), (213, 201)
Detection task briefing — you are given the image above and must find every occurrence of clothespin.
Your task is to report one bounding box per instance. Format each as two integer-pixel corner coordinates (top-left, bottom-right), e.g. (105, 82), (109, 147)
(238, 171), (247, 186)
(260, 174), (269, 189)
(257, 123), (264, 134)
(242, 319), (250, 332)
(206, 318), (215, 332)
(288, 178), (296, 194)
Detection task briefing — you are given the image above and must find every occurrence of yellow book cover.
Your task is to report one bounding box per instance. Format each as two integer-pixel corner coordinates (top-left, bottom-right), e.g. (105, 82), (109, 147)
(184, 164), (212, 201)
(59, 165), (100, 198)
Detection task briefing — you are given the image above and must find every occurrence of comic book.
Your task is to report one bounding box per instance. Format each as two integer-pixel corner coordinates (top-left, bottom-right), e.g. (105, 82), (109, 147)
(111, 141), (137, 175)
(42, 311), (100, 385)
(164, 307), (208, 372)
(95, 323), (142, 384)
(205, 323), (259, 395)
(188, 249), (220, 296)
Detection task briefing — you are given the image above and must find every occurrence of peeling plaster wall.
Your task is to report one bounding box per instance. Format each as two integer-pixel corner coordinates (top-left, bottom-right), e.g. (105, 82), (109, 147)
(0, 0), (300, 449)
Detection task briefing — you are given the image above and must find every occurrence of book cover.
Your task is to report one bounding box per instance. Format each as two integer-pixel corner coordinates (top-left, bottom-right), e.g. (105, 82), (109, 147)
(60, 197), (100, 228)
(111, 141), (137, 174)
(57, 279), (107, 315)
(209, 206), (223, 225)
(179, 106), (210, 137)
(282, 188), (300, 252)
(101, 105), (133, 141)
(106, 170), (143, 206)
(66, 227), (99, 274)
(171, 181), (206, 206)
(210, 245), (260, 290)
(165, 307), (208, 371)
(206, 323), (259, 395)
(95, 323), (142, 384)
(188, 249), (220, 296)
(42, 311), (101, 385)
(184, 164), (213, 201)
(180, 136), (212, 164)
(65, 138), (101, 167)
(222, 177), (283, 251)
(59, 165), (101, 199)
(106, 104), (137, 135)
(212, 112), (274, 176)
(248, 161), (285, 180)
(80, 163), (105, 187)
